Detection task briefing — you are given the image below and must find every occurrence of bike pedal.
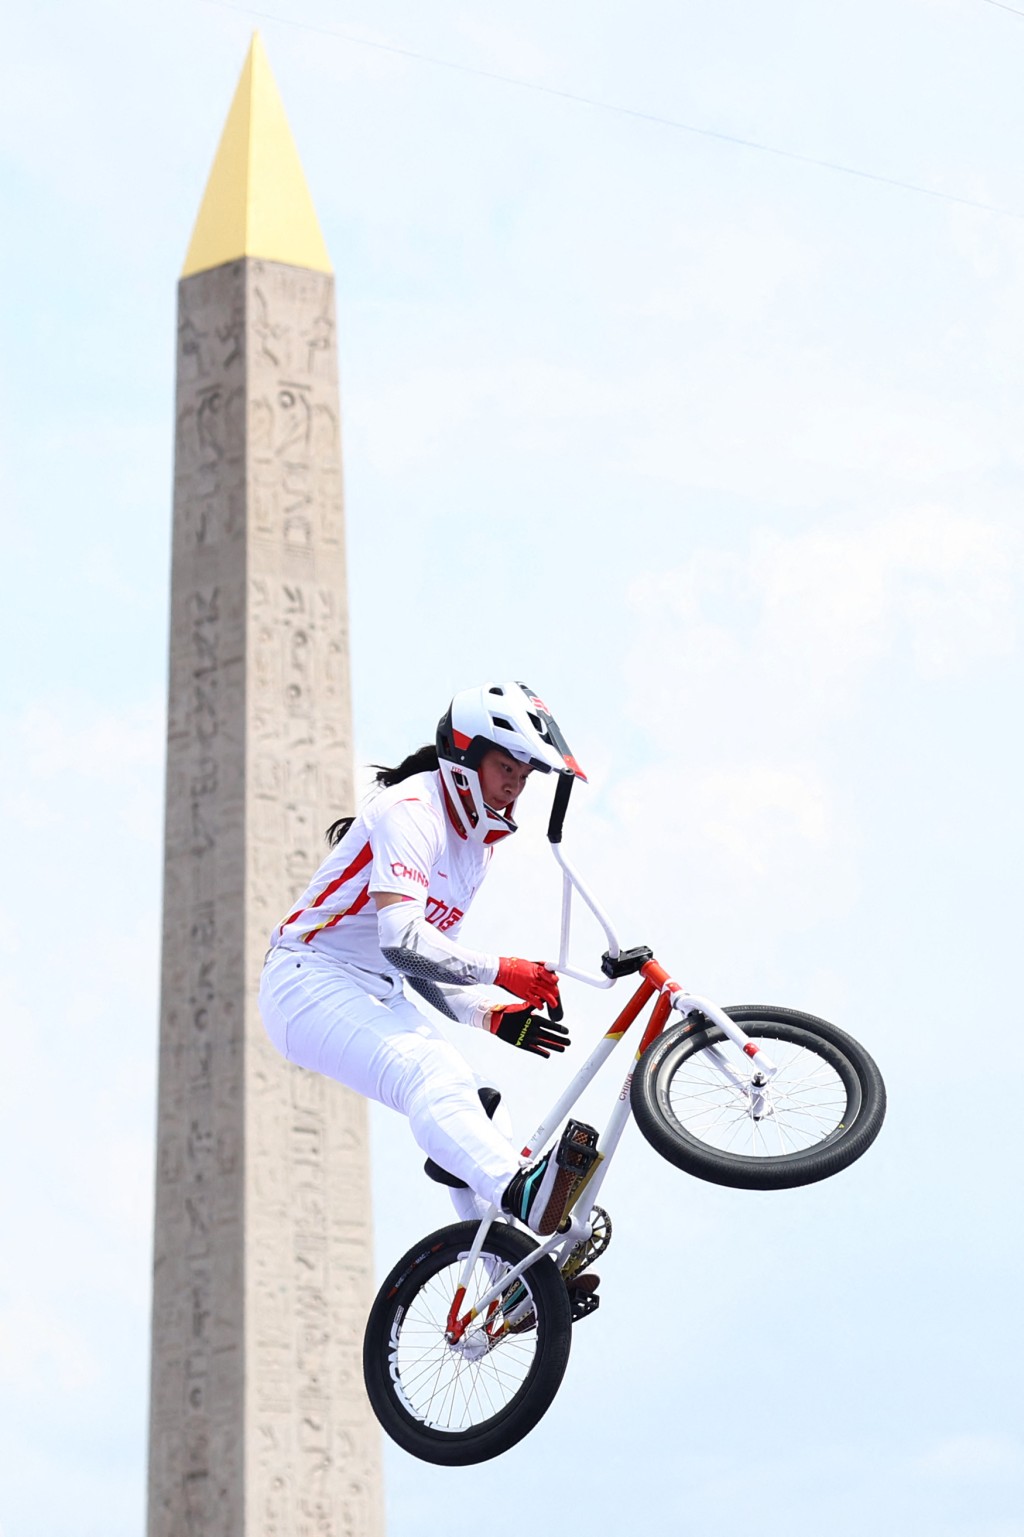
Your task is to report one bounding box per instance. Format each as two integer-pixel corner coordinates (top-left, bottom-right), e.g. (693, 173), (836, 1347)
(556, 1118), (600, 1176)
(567, 1284), (601, 1325)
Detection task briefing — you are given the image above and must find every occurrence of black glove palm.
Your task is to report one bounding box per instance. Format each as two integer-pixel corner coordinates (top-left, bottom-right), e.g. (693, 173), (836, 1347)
(488, 1003), (570, 1058)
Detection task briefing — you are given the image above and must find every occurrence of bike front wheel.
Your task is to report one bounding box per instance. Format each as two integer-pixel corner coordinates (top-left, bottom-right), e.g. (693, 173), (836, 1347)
(631, 1005), (885, 1190)
(362, 1220), (572, 1466)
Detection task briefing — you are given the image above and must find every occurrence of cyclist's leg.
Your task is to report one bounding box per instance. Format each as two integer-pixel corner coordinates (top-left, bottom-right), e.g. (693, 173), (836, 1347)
(444, 1084), (515, 1220)
(260, 947), (518, 1208)
(447, 1186), (490, 1222)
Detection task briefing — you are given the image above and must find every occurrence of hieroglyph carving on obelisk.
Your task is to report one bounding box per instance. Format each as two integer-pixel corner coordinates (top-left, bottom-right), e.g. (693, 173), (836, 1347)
(148, 34), (384, 1536)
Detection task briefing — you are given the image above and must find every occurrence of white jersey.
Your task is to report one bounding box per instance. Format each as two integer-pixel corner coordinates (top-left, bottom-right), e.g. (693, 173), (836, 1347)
(271, 771), (495, 1002)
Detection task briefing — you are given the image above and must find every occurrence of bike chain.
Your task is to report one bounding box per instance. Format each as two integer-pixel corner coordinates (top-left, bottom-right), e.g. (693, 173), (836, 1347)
(497, 1205), (614, 1338)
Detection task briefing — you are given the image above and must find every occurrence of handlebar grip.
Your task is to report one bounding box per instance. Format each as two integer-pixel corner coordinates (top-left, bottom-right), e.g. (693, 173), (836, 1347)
(546, 771), (574, 844)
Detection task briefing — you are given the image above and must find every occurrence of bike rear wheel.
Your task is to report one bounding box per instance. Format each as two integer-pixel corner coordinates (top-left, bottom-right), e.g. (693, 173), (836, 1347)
(362, 1220), (572, 1466)
(631, 1005), (885, 1190)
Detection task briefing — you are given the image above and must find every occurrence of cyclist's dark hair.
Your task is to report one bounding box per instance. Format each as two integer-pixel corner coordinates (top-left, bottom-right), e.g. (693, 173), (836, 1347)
(325, 744), (439, 845)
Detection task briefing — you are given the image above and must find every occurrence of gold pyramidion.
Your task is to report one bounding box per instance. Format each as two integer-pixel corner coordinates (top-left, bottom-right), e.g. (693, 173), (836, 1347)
(181, 32), (332, 278)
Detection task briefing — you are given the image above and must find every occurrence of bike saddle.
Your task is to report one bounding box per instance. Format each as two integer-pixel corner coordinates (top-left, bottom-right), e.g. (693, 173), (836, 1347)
(423, 1087), (501, 1188)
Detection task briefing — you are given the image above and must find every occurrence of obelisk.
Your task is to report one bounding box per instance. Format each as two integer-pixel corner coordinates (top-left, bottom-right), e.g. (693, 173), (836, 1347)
(148, 35), (384, 1536)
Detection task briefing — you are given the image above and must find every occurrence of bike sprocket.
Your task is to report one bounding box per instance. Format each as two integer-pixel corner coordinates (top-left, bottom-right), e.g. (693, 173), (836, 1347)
(501, 1207), (612, 1336)
(560, 1205), (612, 1282)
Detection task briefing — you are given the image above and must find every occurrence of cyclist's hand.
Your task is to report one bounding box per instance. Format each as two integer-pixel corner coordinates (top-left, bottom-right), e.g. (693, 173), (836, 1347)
(488, 1004), (570, 1058)
(495, 957), (561, 1013)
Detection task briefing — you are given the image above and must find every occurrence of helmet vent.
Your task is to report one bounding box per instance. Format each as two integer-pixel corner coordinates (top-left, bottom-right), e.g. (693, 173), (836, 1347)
(488, 686), (505, 696)
(491, 716), (514, 731)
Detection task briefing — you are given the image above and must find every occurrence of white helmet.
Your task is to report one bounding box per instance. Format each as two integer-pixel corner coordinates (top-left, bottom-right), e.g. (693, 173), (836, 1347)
(436, 681), (586, 846)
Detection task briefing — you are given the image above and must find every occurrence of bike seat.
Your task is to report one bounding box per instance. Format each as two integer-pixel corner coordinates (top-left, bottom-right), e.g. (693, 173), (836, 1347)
(423, 1087), (501, 1188)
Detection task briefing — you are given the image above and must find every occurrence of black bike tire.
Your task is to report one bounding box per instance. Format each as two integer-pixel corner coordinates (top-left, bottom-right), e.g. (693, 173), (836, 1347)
(362, 1220), (572, 1466)
(630, 1005), (886, 1190)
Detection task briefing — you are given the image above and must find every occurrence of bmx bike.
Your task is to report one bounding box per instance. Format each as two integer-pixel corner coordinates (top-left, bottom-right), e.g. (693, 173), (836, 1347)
(362, 775), (886, 1465)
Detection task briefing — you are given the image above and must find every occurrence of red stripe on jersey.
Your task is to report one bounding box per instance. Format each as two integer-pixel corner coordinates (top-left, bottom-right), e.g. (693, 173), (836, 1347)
(301, 882), (372, 942)
(310, 841), (373, 908)
(280, 792), (436, 937)
(338, 882), (372, 922)
(279, 841), (372, 933)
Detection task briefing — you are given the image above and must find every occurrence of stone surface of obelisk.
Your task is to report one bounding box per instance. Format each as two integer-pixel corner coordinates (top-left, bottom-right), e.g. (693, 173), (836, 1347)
(147, 35), (384, 1536)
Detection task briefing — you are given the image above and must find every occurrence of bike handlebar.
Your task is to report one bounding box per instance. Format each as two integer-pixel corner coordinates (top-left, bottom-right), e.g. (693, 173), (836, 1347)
(547, 771), (574, 845)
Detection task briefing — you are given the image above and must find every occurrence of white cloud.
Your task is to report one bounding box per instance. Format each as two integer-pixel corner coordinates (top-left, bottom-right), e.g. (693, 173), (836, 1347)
(624, 215), (820, 329)
(9, 699), (163, 783)
(912, 1433), (1024, 1480)
(351, 352), (628, 474)
(458, 506), (1021, 983)
(556, 505), (1021, 951)
(0, 697), (165, 850)
(627, 507), (1019, 736)
(450, 13), (556, 77)
(0, 1303), (101, 1397)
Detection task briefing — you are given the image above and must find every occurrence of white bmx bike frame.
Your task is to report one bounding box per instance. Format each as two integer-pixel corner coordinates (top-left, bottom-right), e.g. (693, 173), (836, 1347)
(443, 775), (781, 1345)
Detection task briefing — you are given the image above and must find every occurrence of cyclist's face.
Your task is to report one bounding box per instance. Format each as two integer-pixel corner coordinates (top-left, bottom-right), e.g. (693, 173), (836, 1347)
(478, 749), (533, 811)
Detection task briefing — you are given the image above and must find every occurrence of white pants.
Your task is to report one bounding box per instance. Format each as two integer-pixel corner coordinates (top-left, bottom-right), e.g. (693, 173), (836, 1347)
(259, 945), (519, 1216)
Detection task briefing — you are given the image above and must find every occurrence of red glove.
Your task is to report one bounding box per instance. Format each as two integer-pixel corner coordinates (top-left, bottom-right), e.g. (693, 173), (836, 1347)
(495, 957), (561, 1014)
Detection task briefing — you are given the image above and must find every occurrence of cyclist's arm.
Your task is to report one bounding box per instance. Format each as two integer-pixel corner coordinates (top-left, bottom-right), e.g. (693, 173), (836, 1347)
(373, 891), (497, 1026)
(374, 890), (499, 986)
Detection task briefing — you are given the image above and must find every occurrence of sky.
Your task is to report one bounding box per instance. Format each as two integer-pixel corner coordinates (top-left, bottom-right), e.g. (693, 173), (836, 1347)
(1, 0), (1023, 1532)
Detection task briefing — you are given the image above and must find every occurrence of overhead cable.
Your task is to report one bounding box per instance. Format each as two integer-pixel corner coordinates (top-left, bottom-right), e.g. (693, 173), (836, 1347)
(200, 0), (1019, 219)
(978, 0), (1024, 19)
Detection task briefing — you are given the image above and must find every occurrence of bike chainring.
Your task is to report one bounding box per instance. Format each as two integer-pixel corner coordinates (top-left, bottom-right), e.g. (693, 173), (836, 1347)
(560, 1205), (612, 1282)
(496, 1206), (613, 1337)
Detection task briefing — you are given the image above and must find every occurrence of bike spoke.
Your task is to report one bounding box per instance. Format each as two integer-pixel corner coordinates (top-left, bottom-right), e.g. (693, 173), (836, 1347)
(666, 1034), (849, 1158)
(388, 1256), (539, 1431)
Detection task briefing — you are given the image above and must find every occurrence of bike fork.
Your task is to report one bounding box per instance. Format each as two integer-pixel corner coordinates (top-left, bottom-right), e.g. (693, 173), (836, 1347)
(641, 961), (781, 1086)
